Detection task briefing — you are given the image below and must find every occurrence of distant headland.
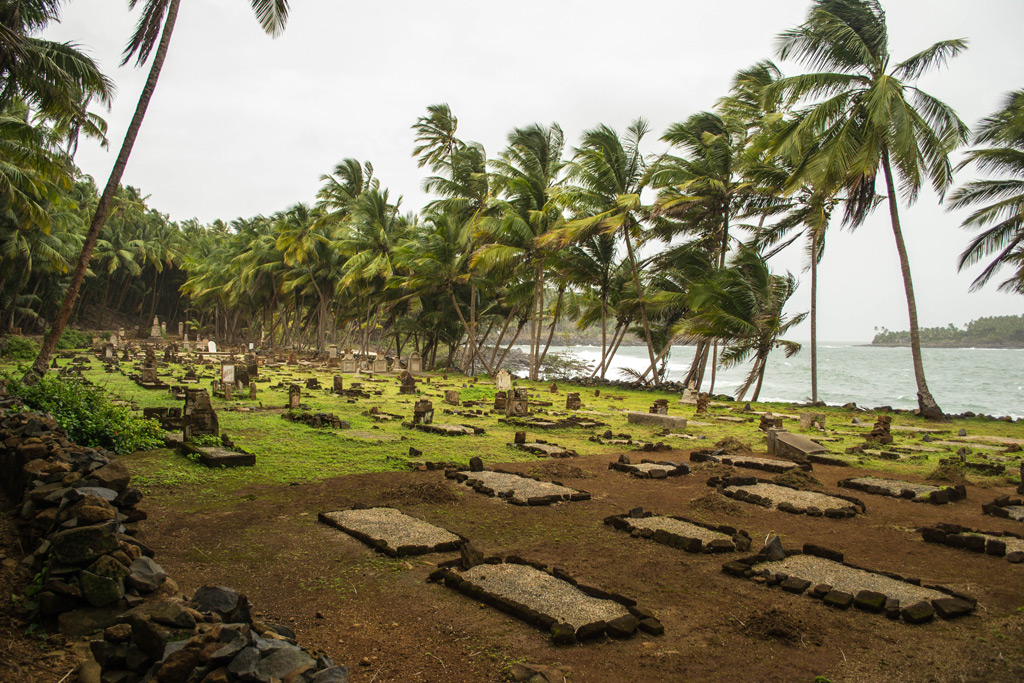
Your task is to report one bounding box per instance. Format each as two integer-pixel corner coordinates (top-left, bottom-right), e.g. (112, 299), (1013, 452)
(871, 315), (1024, 348)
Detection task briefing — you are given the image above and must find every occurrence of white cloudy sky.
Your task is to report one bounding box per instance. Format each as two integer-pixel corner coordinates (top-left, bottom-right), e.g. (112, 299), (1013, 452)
(45, 0), (1023, 342)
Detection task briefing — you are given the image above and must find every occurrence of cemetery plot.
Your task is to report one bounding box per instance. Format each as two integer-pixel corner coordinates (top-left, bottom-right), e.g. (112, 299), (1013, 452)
(319, 507), (461, 557)
(604, 509), (750, 553)
(282, 410), (350, 429)
(429, 558), (662, 643)
(981, 495), (1024, 521)
(690, 450), (810, 474)
(175, 440), (256, 467)
(516, 442), (578, 458)
(838, 476), (965, 504)
(722, 545), (976, 624)
(919, 523), (1024, 562)
(406, 422), (483, 436)
(445, 469), (590, 505)
(710, 475), (865, 517)
(607, 454), (690, 479)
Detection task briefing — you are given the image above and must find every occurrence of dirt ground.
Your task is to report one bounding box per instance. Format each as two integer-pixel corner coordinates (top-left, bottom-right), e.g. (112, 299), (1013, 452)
(79, 448), (1024, 683)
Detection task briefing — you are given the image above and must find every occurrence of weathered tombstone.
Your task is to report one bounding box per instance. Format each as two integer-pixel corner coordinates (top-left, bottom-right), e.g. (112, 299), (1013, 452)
(566, 392), (581, 410)
(235, 365), (249, 388)
(399, 371), (417, 395)
(249, 383), (257, 400)
(289, 384), (301, 409)
(305, 377), (319, 390)
(649, 399), (669, 415)
(695, 393), (710, 416)
(800, 413), (826, 430)
(494, 369), (512, 392)
(866, 415), (893, 445)
(327, 345), (339, 367)
(104, 344), (113, 359)
(246, 354), (258, 379)
(340, 351), (357, 374)
(506, 388), (530, 417)
(109, 332), (119, 349)
(287, 352), (298, 366)
(514, 431), (526, 444)
(678, 381), (698, 404)
(160, 321), (167, 336)
(759, 414), (784, 431)
(408, 352), (423, 374)
(769, 430), (827, 458)
(183, 367), (199, 383)
(333, 376), (344, 393)
(122, 348), (130, 361)
(549, 383), (558, 393)
(413, 399), (434, 424)
(178, 322), (184, 338)
(372, 356), (388, 373)
(140, 366), (158, 384)
(223, 382), (233, 400)
(150, 317), (161, 338)
(183, 388), (219, 439)
(493, 391), (507, 412)
(444, 390), (460, 406)
(207, 340), (217, 353)
(221, 362), (235, 386)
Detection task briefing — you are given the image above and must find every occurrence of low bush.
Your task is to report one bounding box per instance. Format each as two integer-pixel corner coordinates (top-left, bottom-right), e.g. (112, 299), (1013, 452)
(4, 373), (164, 454)
(1, 336), (40, 360)
(56, 328), (91, 350)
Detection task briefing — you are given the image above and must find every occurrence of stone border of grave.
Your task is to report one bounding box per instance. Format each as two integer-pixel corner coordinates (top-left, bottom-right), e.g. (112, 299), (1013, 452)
(806, 453), (851, 467)
(444, 468), (592, 506)
(515, 442), (579, 458)
(607, 454), (690, 479)
(403, 422), (486, 436)
(721, 542), (977, 624)
(282, 410), (351, 430)
(427, 555), (663, 644)
(603, 508), (750, 553)
(707, 475), (866, 518)
(318, 506), (463, 557)
(919, 523), (1024, 563)
(170, 437), (256, 468)
(838, 477), (965, 505)
(981, 495), (1024, 521)
(690, 449), (812, 474)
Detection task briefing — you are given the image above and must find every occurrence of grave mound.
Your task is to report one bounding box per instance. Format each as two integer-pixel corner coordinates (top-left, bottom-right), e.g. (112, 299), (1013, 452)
(919, 522), (1024, 562)
(605, 509), (751, 553)
(429, 557), (662, 643)
(839, 476), (964, 504)
(709, 476), (864, 517)
(378, 481), (461, 505)
(722, 543), (976, 624)
(319, 507), (461, 556)
(446, 469), (590, 505)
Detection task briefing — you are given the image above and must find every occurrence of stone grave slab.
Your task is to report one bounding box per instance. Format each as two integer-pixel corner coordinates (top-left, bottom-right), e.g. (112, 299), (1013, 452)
(608, 455), (689, 479)
(768, 431), (827, 458)
(626, 412), (687, 430)
(982, 496), (1024, 522)
(694, 452), (810, 474)
(185, 445), (255, 468)
(446, 470), (590, 505)
(723, 549), (974, 623)
(605, 510), (749, 553)
(710, 476), (864, 517)
(517, 442), (577, 458)
(839, 476), (965, 504)
(319, 508), (460, 557)
(430, 559), (660, 642)
(920, 522), (1024, 562)
(406, 422), (481, 436)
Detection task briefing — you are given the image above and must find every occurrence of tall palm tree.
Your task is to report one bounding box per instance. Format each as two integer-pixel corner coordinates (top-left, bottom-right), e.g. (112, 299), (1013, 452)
(948, 89), (1024, 294)
(28, 0), (291, 379)
(767, 0), (969, 420)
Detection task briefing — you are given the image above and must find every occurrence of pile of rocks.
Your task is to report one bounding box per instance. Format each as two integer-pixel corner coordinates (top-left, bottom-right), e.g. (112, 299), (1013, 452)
(283, 410), (351, 429)
(920, 522), (1024, 562)
(0, 393), (349, 682)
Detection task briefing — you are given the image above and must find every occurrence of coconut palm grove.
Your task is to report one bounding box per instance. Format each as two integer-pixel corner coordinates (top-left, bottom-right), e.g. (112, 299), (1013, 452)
(1, 2), (1023, 682)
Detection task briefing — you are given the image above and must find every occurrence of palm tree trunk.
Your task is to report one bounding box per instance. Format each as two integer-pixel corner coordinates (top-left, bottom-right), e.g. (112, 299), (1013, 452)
(881, 149), (945, 420)
(448, 289), (493, 375)
(536, 285), (564, 373)
(810, 231), (818, 404)
(489, 305), (518, 370)
(601, 323), (629, 378)
(709, 341), (718, 395)
(26, 0), (182, 381)
(750, 354), (767, 402)
(622, 228), (660, 385)
(494, 319), (527, 372)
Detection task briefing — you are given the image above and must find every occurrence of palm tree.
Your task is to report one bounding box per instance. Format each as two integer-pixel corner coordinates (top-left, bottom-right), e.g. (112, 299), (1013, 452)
(948, 89), (1024, 294)
(28, 0), (291, 379)
(767, 0), (969, 420)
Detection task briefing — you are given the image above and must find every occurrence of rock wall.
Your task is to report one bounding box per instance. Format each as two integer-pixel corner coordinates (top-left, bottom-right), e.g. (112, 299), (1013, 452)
(0, 392), (348, 683)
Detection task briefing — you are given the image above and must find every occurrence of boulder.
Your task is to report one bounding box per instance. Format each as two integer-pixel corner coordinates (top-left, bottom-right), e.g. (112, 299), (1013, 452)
(127, 557), (167, 593)
(50, 523), (121, 564)
(192, 586), (250, 623)
(90, 461), (131, 492)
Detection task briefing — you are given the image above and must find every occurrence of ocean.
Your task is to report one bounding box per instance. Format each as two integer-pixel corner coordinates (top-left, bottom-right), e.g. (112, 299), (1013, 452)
(524, 343), (1024, 419)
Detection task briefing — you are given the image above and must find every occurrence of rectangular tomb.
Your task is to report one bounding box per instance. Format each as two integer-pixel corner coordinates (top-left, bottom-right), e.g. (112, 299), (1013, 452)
(319, 508), (461, 556)
(446, 470), (589, 505)
(715, 478), (863, 517)
(839, 476), (964, 504)
(605, 510), (749, 553)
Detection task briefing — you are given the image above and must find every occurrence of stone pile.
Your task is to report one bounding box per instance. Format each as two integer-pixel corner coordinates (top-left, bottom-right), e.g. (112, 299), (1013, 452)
(0, 394), (349, 682)
(283, 410), (350, 430)
(866, 415), (894, 445)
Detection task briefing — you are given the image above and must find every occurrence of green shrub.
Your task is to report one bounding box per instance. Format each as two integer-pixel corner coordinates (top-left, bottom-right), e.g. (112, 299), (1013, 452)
(1, 336), (39, 360)
(56, 328), (91, 350)
(4, 373), (164, 454)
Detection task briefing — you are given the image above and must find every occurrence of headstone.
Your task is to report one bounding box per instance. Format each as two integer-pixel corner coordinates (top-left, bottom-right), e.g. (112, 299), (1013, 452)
(235, 365), (249, 388)
(866, 416), (893, 445)
(413, 399), (434, 425)
(514, 431), (526, 444)
(565, 393), (581, 410)
(178, 322), (184, 338)
(506, 388), (530, 417)
(287, 352), (298, 366)
(104, 345), (113, 359)
(245, 355), (258, 379)
(493, 391), (507, 412)
(800, 413), (826, 430)
(305, 377), (320, 390)
(207, 340), (217, 353)
(289, 385), (301, 409)
(399, 371), (417, 395)
(695, 393), (710, 416)
(649, 399), (669, 415)
(221, 363), (235, 386)
(759, 414), (784, 431)
(327, 345), (339, 367)
(160, 321), (167, 336)
(333, 376), (344, 393)
(140, 366), (158, 384)
(495, 370), (512, 392)
(340, 351), (357, 374)
(372, 356), (388, 373)
(408, 352), (423, 374)
(444, 390), (460, 406)
(549, 383), (558, 393)
(679, 381), (698, 404)
(183, 388), (219, 439)
(249, 383), (257, 400)
(223, 383), (233, 400)
(150, 317), (161, 338)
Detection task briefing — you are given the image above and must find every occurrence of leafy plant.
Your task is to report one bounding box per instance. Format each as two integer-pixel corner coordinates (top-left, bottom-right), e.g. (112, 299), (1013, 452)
(56, 328), (91, 350)
(1, 337), (40, 360)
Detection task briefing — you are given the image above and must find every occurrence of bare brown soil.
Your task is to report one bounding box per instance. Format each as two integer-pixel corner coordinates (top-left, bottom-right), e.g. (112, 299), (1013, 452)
(6, 448), (1024, 682)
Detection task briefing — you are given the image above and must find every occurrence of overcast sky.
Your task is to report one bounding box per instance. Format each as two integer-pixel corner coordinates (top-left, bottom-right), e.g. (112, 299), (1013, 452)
(45, 0), (1023, 342)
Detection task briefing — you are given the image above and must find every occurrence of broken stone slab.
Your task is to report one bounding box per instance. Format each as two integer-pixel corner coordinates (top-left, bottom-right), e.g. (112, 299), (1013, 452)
(767, 430), (827, 458)
(447, 470), (589, 506)
(625, 412), (687, 430)
(517, 442), (578, 458)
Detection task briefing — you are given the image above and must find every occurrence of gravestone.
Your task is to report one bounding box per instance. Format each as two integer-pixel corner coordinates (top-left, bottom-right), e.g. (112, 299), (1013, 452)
(333, 376), (344, 393)
(249, 383), (257, 400)
(413, 399), (434, 425)
(289, 384), (301, 409)
(769, 430), (827, 458)
(246, 354), (258, 379)
(514, 431), (526, 444)
(221, 363), (235, 386)
(679, 381), (698, 404)
(223, 382), (233, 400)
(160, 321), (167, 336)
(235, 365), (249, 388)
(178, 322), (184, 338)
(327, 345), (339, 367)
(495, 369), (512, 392)
(183, 367), (199, 383)
(207, 340), (217, 353)
(549, 383), (558, 393)
(287, 352), (298, 366)
(493, 391), (507, 412)
(866, 416), (893, 445)
(103, 344), (113, 359)
(109, 332), (120, 349)
(163, 345), (173, 363)
(372, 356), (388, 373)
(649, 399), (669, 415)
(341, 351), (357, 374)
(566, 392), (581, 410)
(759, 414), (784, 431)
(800, 413), (826, 430)
(399, 371), (417, 395)
(150, 317), (161, 339)
(695, 393), (710, 416)
(444, 390), (460, 406)
(305, 377), (320, 390)
(507, 388), (530, 417)
(408, 352), (423, 374)
(183, 388), (219, 440)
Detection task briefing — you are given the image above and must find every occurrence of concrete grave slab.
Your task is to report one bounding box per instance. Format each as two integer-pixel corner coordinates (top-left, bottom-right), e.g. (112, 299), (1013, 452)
(708, 476), (865, 517)
(696, 452), (810, 474)
(769, 431), (827, 458)
(839, 476), (965, 504)
(608, 457), (689, 479)
(517, 442), (577, 458)
(319, 508), (460, 557)
(605, 510), (750, 553)
(446, 470), (590, 505)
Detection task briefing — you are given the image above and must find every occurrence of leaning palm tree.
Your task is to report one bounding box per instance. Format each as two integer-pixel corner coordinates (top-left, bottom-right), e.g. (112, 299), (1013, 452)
(27, 0), (291, 379)
(948, 89), (1024, 294)
(766, 0), (969, 420)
